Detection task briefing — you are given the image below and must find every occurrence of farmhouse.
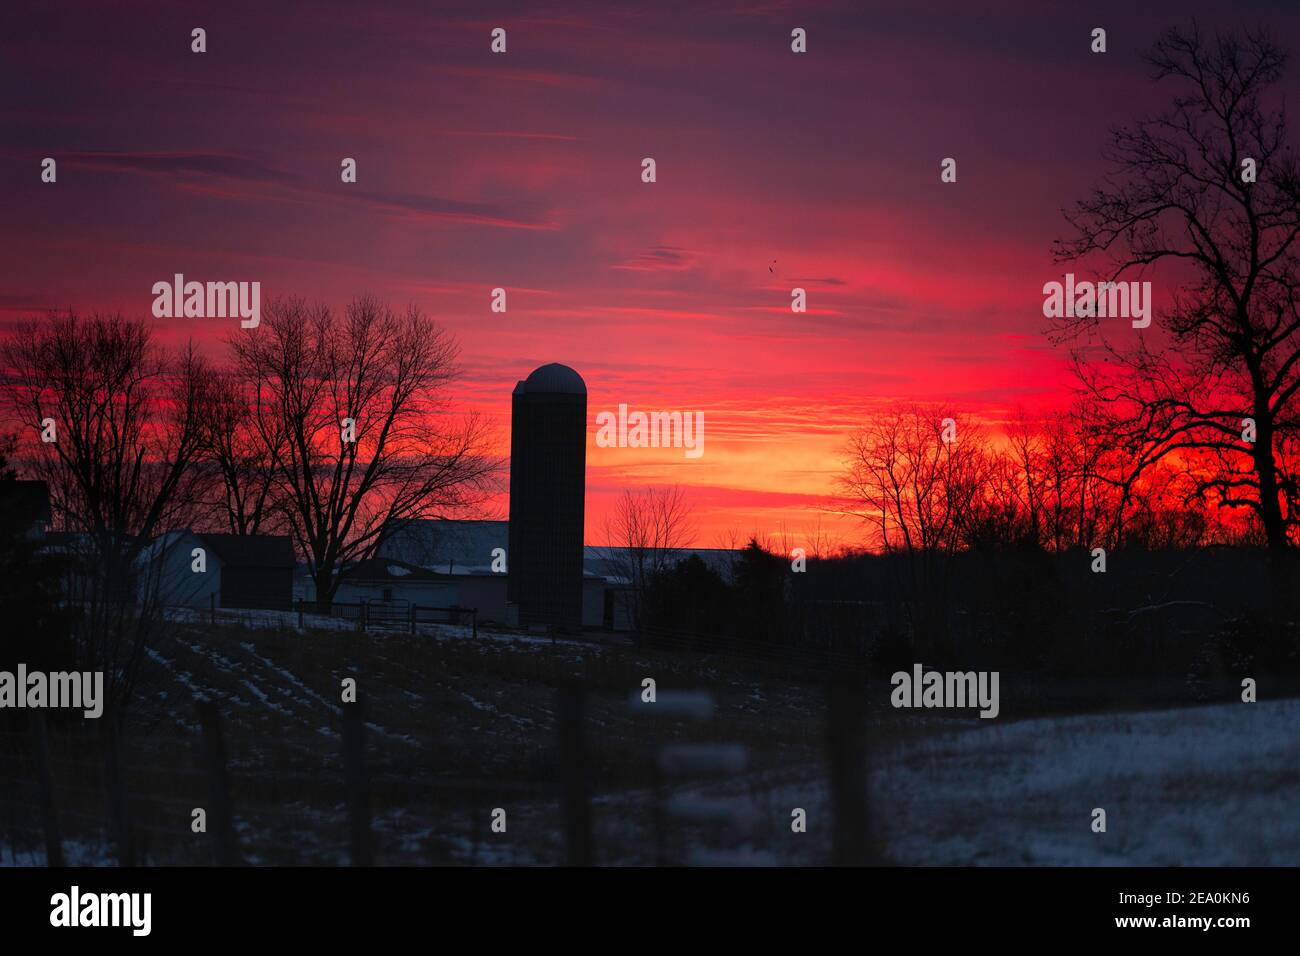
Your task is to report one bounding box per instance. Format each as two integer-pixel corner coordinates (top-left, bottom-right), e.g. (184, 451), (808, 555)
(138, 531), (295, 610)
(333, 557), (458, 608)
(377, 517), (739, 630)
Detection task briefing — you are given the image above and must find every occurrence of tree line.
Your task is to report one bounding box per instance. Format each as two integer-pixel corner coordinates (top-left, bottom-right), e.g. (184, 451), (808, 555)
(1, 297), (497, 612)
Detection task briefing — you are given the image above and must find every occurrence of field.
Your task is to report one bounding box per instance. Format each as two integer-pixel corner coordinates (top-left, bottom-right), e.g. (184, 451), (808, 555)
(2, 611), (1297, 866)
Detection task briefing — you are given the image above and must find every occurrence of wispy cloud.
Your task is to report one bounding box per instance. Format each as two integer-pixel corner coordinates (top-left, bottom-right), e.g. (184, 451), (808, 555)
(62, 151), (284, 181)
(612, 245), (696, 272)
(53, 150), (554, 231)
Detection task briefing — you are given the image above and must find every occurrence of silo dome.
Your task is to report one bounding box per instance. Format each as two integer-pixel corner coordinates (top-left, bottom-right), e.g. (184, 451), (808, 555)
(518, 363), (587, 395)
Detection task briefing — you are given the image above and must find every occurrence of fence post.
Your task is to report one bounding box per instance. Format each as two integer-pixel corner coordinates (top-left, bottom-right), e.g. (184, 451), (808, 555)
(341, 700), (372, 866)
(102, 706), (135, 866)
(196, 698), (240, 865)
(556, 685), (591, 866)
(30, 712), (63, 867)
(827, 681), (871, 866)
(650, 737), (668, 865)
(297, 598), (305, 631)
(409, 603), (416, 635)
(359, 601), (368, 633)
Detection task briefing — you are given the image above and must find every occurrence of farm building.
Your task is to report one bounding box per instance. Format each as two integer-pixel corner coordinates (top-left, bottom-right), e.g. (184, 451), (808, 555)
(332, 557), (459, 608)
(378, 518), (740, 631)
(138, 531), (295, 610)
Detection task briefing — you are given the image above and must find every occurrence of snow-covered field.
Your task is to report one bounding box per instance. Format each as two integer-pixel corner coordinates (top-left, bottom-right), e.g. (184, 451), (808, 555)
(541, 697), (1300, 866)
(729, 699), (1300, 865)
(4, 613), (1297, 865)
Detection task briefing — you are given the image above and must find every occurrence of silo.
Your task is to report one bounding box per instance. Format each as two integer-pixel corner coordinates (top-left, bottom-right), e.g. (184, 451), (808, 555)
(507, 363), (587, 629)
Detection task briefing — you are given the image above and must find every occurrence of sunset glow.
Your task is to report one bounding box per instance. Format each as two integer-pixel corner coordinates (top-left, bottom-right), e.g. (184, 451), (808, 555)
(5, 0), (1293, 544)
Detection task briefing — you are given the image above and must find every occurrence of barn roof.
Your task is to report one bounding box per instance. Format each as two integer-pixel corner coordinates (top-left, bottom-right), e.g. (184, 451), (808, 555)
(338, 557), (448, 583)
(379, 519), (508, 571)
(197, 533), (295, 569)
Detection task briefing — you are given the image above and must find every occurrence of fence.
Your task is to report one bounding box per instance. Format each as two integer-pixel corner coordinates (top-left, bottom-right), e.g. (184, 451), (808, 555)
(1, 708), (218, 867)
(0, 682), (875, 867)
(292, 598), (478, 636)
(155, 596), (478, 638)
(160, 596), (860, 677)
(179, 596), (859, 677)
(0, 698), (550, 866)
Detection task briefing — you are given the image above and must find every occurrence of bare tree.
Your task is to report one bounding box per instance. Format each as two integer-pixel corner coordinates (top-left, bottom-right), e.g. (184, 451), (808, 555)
(200, 367), (285, 535)
(1007, 401), (1130, 551)
(1054, 24), (1300, 551)
(1, 312), (210, 706)
(963, 448), (1034, 550)
(599, 485), (695, 635)
(992, 400), (1211, 552)
(838, 407), (986, 555)
(771, 518), (843, 562)
(230, 297), (497, 609)
(837, 406), (988, 649)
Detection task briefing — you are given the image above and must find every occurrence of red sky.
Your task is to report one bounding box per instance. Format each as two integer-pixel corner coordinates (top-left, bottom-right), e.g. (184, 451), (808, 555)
(3, 0), (1295, 545)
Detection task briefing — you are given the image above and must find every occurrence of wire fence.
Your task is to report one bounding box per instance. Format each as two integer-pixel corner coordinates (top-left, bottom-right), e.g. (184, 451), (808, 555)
(1, 590), (884, 866)
(0, 681), (870, 867)
(158, 597), (478, 636)
(159, 597), (869, 681)
(0, 701), (552, 866)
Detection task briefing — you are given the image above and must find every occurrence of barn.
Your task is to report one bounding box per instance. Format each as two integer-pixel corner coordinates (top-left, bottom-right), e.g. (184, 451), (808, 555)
(138, 531), (295, 610)
(333, 557), (459, 609)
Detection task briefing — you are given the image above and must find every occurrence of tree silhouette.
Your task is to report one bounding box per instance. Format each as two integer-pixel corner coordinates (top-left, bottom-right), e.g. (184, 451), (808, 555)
(838, 406), (988, 651)
(598, 485), (694, 638)
(1, 313), (210, 706)
(199, 367), (286, 536)
(230, 296), (496, 610)
(1054, 24), (1300, 550)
